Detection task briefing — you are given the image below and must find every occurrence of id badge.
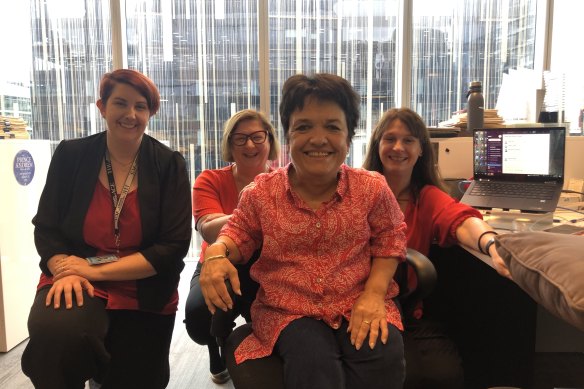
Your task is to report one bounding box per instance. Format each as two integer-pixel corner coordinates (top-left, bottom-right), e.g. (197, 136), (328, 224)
(86, 254), (119, 265)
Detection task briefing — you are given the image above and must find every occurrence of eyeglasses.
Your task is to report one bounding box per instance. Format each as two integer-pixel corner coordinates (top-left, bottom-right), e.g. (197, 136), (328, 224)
(230, 130), (268, 146)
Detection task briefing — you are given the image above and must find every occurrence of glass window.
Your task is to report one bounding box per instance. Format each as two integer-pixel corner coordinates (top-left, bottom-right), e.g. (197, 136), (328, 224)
(550, 0), (584, 133)
(125, 0), (261, 181)
(411, 0), (537, 127)
(0, 2), (32, 129)
(268, 0), (399, 167)
(9, 0), (545, 171)
(29, 0), (112, 145)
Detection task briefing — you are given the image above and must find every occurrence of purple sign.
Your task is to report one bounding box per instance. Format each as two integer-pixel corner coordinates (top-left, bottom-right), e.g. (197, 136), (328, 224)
(13, 150), (35, 186)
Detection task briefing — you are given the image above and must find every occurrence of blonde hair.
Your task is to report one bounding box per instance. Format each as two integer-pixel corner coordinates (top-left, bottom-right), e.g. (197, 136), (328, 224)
(220, 109), (280, 162)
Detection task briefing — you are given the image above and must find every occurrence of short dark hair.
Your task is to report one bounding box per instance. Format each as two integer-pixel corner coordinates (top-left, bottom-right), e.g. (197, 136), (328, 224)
(279, 73), (360, 142)
(363, 107), (446, 200)
(99, 69), (160, 116)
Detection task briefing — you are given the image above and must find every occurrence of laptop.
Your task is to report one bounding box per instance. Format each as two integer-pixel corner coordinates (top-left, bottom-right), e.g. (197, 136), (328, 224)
(460, 126), (566, 213)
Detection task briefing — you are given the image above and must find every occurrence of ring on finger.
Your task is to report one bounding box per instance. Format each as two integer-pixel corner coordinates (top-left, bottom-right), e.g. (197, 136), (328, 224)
(363, 320), (371, 325)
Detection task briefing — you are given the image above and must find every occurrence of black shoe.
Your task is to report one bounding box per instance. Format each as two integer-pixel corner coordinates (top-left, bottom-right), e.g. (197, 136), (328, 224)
(211, 368), (231, 384)
(209, 343), (230, 384)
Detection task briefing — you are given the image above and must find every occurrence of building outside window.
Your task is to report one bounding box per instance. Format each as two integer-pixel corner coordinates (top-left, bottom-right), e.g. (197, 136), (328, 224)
(3, 0), (580, 183)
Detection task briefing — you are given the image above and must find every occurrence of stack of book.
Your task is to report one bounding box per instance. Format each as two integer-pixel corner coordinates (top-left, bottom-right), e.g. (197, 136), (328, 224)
(1, 116), (30, 139)
(438, 109), (505, 129)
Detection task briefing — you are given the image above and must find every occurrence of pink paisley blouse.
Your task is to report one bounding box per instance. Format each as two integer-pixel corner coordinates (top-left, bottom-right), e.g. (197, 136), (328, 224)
(219, 163), (407, 364)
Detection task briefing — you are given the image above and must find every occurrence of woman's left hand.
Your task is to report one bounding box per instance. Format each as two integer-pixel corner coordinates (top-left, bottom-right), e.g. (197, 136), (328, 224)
(348, 290), (388, 350)
(52, 255), (97, 281)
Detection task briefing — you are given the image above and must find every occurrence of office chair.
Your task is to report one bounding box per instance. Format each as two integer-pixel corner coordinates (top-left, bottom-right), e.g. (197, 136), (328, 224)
(210, 248), (438, 389)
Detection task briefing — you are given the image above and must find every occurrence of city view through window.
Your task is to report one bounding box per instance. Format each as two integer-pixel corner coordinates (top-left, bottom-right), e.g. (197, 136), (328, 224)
(3, 0), (581, 186)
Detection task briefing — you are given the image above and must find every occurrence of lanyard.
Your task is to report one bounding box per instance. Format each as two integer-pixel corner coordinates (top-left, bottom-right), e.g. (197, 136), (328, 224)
(104, 149), (139, 252)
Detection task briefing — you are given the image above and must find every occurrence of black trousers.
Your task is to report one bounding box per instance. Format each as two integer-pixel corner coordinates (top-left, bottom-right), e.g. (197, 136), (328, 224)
(403, 317), (464, 389)
(183, 256), (259, 347)
(22, 287), (175, 389)
(225, 317), (405, 389)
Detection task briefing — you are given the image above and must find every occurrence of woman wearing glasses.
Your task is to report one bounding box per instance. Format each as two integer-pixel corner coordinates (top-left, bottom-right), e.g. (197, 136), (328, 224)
(184, 109), (280, 384)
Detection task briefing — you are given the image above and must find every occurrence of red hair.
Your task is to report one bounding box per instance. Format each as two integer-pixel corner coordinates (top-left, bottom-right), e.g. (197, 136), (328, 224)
(99, 69), (160, 116)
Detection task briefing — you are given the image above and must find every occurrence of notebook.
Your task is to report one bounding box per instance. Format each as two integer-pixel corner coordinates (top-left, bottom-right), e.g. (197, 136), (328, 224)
(460, 126), (566, 213)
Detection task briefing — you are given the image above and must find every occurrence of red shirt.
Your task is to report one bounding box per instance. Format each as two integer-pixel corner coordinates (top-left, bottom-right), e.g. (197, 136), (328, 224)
(192, 165), (239, 263)
(404, 185), (482, 257)
(403, 185), (482, 318)
(220, 164), (407, 363)
(37, 181), (178, 314)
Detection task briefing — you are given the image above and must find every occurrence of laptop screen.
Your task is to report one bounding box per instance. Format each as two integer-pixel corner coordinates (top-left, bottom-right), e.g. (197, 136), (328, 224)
(473, 127), (565, 182)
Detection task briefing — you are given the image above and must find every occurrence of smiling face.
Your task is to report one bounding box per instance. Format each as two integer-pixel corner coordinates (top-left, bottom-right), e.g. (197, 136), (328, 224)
(97, 82), (150, 145)
(378, 119), (422, 179)
(230, 118), (271, 171)
(288, 98), (350, 185)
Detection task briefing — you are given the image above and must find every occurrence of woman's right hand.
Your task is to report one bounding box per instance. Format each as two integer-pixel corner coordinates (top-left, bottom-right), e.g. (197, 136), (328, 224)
(46, 275), (94, 309)
(199, 258), (241, 314)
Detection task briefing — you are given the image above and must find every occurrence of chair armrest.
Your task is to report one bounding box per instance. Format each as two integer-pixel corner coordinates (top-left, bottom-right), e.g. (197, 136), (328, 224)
(406, 248), (437, 301)
(399, 248), (438, 318)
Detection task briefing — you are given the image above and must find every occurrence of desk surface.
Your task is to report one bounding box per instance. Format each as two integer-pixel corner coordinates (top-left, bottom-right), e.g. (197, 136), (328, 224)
(461, 206), (584, 268)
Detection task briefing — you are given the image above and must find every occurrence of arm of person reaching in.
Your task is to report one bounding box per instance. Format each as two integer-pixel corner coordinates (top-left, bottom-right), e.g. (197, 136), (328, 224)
(348, 256), (400, 350)
(198, 237), (247, 314)
(197, 213), (231, 243)
(455, 217), (512, 279)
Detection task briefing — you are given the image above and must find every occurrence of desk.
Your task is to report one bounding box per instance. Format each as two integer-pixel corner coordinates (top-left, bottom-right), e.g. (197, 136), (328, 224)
(432, 210), (584, 387)
(484, 211), (584, 354)
(461, 242), (584, 353)
(425, 244), (537, 388)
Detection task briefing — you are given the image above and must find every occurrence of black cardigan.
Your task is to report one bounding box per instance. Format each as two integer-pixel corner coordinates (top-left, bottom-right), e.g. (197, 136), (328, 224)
(32, 131), (192, 312)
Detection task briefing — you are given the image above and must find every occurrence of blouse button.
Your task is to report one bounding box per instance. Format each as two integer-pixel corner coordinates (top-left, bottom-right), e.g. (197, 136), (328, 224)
(332, 323), (339, 329)
(316, 222), (321, 228)
(316, 277), (322, 283)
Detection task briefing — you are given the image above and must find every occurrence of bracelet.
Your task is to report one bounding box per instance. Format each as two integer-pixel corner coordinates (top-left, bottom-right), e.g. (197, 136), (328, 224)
(210, 241), (230, 257)
(484, 236), (497, 256)
(204, 254), (228, 263)
(478, 230), (498, 255)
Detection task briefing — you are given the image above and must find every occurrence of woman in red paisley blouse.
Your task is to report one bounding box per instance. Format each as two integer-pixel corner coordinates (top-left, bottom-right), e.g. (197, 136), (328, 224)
(199, 73), (408, 389)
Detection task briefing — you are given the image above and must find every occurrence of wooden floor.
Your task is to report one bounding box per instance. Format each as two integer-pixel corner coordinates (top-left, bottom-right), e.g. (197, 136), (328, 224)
(0, 258), (237, 389)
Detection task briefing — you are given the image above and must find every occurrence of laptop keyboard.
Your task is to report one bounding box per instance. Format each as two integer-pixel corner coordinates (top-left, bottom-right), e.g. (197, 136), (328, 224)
(470, 182), (556, 199)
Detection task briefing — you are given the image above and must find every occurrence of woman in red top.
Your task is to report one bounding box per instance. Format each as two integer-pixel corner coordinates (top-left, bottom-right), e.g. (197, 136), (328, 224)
(21, 69), (192, 388)
(184, 109), (280, 384)
(200, 74), (407, 389)
(363, 107), (511, 388)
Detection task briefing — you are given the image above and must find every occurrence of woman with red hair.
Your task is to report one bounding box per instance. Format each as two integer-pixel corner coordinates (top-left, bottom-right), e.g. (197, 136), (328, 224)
(22, 69), (192, 389)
